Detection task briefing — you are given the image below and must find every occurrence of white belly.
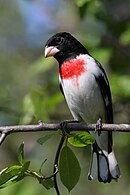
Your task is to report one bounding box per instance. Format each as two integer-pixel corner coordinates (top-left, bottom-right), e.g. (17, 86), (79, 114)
(61, 72), (105, 123)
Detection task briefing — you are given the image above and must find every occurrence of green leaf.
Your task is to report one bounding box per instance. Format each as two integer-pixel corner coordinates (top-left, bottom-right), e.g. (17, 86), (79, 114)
(18, 142), (24, 165)
(37, 133), (55, 145)
(0, 165), (22, 189)
(19, 161), (30, 177)
(41, 178), (54, 189)
(68, 132), (95, 147)
(0, 161), (30, 189)
(59, 146), (81, 192)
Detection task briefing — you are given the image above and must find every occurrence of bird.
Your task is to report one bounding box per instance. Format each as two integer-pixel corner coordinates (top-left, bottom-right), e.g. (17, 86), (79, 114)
(44, 32), (120, 183)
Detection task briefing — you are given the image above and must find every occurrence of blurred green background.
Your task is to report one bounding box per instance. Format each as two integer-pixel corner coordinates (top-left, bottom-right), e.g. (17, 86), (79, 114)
(0, 0), (130, 194)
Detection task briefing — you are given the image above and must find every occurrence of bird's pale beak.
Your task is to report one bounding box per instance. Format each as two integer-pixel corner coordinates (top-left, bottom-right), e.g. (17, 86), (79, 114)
(45, 46), (59, 57)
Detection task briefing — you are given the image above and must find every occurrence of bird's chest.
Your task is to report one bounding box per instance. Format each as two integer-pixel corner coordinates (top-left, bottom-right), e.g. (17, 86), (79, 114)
(59, 58), (86, 87)
(60, 67), (105, 122)
(61, 71), (99, 106)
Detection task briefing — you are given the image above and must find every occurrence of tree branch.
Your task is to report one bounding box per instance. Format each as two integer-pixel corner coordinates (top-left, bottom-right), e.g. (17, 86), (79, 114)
(0, 122), (130, 145)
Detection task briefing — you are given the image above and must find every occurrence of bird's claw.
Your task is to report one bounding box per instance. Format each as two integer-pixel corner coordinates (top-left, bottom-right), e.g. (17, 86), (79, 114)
(38, 120), (44, 126)
(60, 119), (79, 134)
(88, 173), (93, 181)
(60, 120), (68, 134)
(95, 117), (102, 136)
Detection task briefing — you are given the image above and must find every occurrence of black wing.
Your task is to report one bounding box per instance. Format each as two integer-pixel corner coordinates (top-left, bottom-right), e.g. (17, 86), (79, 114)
(94, 61), (113, 124)
(60, 83), (64, 96)
(59, 74), (65, 96)
(94, 61), (113, 152)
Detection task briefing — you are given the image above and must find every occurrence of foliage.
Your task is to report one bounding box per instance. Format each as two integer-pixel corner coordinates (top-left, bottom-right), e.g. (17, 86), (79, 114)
(0, 143), (54, 190)
(0, 133), (94, 193)
(0, 0), (130, 195)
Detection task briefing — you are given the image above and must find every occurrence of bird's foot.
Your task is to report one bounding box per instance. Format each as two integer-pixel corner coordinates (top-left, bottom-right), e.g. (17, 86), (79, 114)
(95, 117), (102, 136)
(60, 119), (79, 134)
(38, 120), (44, 126)
(88, 173), (93, 181)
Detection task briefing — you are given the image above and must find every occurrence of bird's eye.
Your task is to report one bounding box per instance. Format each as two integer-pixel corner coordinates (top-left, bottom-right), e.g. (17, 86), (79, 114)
(55, 37), (64, 44)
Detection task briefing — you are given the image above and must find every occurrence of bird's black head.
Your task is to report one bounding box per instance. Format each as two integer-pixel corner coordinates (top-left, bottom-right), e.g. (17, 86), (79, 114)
(44, 32), (89, 64)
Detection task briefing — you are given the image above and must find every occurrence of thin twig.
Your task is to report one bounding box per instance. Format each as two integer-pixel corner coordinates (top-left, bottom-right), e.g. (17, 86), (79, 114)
(45, 164), (59, 180)
(53, 134), (66, 195)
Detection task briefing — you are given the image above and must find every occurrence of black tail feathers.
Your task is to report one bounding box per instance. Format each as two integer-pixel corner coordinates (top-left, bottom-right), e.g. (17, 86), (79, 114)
(88, 143), (120, 183)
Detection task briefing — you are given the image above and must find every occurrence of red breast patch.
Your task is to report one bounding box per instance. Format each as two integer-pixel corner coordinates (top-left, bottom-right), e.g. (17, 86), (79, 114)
(60, 58), (86, 86)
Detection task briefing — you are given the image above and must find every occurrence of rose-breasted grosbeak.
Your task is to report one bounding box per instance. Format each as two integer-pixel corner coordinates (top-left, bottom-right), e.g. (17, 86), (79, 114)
(44, 32), (120, 183)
